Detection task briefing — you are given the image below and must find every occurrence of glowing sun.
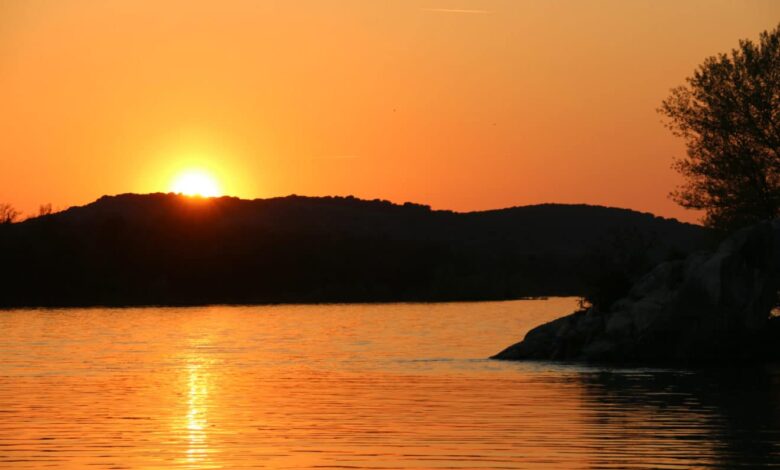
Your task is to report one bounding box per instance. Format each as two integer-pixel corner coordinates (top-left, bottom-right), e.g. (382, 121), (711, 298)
(171, 170), (221, 197)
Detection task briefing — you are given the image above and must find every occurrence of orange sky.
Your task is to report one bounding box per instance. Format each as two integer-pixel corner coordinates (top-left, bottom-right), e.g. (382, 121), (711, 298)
(2, 0), (779, 223)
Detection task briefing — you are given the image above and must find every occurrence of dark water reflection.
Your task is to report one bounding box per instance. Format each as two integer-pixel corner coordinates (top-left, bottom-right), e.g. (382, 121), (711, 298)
(1, 299), (779, 468)
(575, 367), (780, 468)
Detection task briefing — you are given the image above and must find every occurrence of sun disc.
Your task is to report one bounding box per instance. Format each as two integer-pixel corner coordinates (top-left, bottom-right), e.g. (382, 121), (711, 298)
(171, 170), (221, 197)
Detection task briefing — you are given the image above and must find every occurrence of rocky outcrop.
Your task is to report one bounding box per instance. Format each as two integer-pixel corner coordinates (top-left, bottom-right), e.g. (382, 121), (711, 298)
(492, 220), (780, 363)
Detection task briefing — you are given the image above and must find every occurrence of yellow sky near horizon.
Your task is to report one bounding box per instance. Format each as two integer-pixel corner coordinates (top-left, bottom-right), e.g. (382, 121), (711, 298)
(1, 0), (779, 222)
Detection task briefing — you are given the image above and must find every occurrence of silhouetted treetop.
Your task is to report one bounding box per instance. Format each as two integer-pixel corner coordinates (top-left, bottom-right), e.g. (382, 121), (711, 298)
(0, 204), (19, 224)
(660, 23), (780, 231)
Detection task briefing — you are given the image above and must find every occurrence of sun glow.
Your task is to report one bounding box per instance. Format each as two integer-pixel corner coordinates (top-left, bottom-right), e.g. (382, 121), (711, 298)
(171, 170), (221, 197)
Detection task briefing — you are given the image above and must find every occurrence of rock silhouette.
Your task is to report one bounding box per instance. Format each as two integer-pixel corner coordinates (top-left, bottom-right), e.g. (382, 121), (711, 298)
(493, 220), (780, 363)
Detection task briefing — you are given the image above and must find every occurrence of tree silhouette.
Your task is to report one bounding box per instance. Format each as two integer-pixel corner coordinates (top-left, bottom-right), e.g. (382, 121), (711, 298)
(0, 203), (19, 224)
(37, 203), (53, 217)
(660, 24), (780, 231)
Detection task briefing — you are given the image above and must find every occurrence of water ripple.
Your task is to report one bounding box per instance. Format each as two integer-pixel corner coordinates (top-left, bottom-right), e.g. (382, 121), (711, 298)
(1, 299), (779, 468)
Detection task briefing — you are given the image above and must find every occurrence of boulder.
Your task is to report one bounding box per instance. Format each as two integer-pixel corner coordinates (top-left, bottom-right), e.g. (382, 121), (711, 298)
(492, 220), (780, 363)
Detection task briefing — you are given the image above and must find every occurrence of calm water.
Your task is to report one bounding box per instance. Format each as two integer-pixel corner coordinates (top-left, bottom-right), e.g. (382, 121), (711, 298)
(1, 298), (780, 469)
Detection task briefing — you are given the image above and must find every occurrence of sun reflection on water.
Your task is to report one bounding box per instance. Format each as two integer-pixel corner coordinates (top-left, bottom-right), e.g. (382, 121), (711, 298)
(186, 363), (209, 464)
(176, 331), (224, 470)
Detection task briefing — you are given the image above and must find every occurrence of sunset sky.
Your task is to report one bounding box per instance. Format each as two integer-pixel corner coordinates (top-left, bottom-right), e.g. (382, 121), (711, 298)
(2, 0), (779, 222)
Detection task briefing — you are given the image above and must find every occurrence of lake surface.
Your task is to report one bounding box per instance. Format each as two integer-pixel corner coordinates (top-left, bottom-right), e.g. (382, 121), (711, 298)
(1, 298), (780, 468)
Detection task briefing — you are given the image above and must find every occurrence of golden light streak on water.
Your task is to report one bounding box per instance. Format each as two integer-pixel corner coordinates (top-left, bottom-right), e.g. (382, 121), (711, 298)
(185, 363), (208, 466)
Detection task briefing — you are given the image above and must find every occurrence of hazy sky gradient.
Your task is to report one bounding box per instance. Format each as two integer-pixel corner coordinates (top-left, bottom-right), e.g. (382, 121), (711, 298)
(2, 0), (779, 222)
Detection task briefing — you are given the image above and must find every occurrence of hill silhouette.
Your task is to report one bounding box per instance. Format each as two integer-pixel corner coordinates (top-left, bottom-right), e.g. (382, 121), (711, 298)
(0, 193), (711, 307)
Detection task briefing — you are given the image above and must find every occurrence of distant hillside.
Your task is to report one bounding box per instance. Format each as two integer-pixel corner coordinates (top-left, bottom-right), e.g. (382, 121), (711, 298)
(0, 193), (711, 307)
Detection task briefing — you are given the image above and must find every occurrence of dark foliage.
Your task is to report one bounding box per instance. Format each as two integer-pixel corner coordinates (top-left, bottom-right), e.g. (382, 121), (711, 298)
(578, 228), (658, 312)
(0, 193), (710, 307)
(37, 203), (53, 217)
(0, 203), (19, 224)
(660, 24), (780, 232)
